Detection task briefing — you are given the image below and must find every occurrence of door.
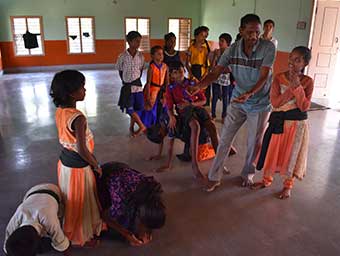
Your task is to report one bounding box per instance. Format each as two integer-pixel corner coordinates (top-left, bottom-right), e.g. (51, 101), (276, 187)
(308, 1), (340, 99)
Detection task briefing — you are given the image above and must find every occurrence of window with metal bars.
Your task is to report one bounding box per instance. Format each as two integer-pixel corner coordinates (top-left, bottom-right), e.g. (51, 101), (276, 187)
(66, 16), (95, 54)
(125, 17), (150, 52)
(168, 18), (192, 51)
(10, 16), (44, 56)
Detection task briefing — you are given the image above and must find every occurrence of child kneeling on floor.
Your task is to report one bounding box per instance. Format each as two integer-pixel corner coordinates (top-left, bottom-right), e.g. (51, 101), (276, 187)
(96, 162), (166, 246)
(4, 184), (71, 256)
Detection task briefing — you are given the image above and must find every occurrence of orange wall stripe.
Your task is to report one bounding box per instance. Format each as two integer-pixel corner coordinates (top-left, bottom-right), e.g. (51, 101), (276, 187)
(0, 39), (289, 73)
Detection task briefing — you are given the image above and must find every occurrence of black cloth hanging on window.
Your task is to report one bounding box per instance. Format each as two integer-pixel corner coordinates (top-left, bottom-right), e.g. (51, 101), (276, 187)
(83, 32), (90, 37)
(69, 35), (77, 40)
(23, 31), (39, 49)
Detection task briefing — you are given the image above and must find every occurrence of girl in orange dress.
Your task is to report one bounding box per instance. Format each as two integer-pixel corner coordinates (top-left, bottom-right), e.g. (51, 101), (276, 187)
(50, 70), (104, 246)
(254, 46), (314, 199)
(141, 45), (169, 128)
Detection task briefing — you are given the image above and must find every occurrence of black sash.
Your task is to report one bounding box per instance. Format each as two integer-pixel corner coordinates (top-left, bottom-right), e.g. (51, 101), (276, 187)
(59, 147), (89, 168)
(150, 82), (163, 88)
(27, 189), (60, 205)
(118, 78), (142, 108)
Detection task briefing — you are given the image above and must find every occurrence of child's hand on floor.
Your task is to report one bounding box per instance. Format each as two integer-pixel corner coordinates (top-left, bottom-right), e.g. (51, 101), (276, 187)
(139, 232), (152, 245)
(126, 233), (144, 247)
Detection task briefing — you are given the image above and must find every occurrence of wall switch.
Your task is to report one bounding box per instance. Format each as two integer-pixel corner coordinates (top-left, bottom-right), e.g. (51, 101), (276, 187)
(297, 21), (307, 30)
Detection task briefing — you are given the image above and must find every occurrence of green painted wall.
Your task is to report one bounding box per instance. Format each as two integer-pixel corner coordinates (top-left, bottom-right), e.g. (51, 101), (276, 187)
(201, 0), (314, 52)
(0, 0), (201, 41)
(0, 0), (314, 52)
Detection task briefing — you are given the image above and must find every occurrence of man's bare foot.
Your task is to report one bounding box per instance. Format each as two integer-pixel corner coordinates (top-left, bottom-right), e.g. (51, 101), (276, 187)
(206, 180), (221, 192)
(134, 126), (147, 137)
(147, 155), (162, 161)
(241, 175), (254, 187)
(278, 188), (291, 200)
(155, 165), (171, 173)
(250, 181), (266, 190)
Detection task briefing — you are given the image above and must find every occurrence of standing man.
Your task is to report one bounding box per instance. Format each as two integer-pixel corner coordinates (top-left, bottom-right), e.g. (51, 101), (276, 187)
(193, 14), (276, 191)
(261, 19), (278, 49)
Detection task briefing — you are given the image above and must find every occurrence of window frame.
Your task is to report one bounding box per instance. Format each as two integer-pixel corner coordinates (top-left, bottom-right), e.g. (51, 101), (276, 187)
(10, 16), (45, 57)
(124, 17), (151, 53)
(65, 16), (96, 55)
(167, 17), (192, 51)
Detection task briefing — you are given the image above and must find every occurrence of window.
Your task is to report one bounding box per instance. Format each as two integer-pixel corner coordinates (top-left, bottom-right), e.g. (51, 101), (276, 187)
(168, 18), (191, 51)
(125, 17), (150, 52)
(10, 16), (44, 56)
(66, 16), (95, 54)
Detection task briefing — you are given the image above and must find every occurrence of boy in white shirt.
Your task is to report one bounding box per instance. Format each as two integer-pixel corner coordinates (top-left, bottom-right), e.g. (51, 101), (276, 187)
(261, 19), (278, 49)
(4, 183), (70, 256)
(117, 31), (146, 137)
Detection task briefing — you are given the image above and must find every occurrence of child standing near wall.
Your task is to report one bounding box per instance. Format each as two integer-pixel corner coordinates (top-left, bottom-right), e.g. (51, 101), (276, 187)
(254, 46), (313, 199)
(163, 32), (181, 68)
(186, 26), (211, 106)
(141, 45), (169, 128)
(50, 70), (103, 247)
(211, 33), (234, 123)
(117, 31), (146, 137)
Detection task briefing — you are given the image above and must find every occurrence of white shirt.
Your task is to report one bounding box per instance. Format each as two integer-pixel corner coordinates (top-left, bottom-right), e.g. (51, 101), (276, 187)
(4, 184), (70, 253)
(116, 50), (145, 93)
(261, 35), (278, 49)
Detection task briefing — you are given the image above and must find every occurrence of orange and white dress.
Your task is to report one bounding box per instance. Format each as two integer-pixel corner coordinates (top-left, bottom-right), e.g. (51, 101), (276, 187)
(55, 107), (103, 246)
(260, 72), (314, 181)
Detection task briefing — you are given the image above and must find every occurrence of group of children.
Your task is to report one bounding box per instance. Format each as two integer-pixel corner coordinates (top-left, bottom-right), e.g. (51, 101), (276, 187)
(4, 14), (315, 255)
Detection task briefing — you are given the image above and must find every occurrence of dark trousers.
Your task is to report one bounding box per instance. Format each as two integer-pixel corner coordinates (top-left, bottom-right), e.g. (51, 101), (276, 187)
(204, 85), (211, 106)
(211, 83), (233, 118)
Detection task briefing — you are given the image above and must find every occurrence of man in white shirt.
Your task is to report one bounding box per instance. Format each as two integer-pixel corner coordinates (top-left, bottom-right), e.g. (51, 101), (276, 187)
(4, 183), (70, 256)
(261, 19), (278, 49)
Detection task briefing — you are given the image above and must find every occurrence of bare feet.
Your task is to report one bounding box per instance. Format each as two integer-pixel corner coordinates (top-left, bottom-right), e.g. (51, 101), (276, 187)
(192, 165), (205, 181)
(129, 124), (135, 137)
(206, 180), (221, 192)
(278, 188), (291, 200)
(77, 238), (100, 248)
(155, 165), (171, 173)
(250, 181), (266, 190)
(241, 175), (254, 187)
(133, 126), (147, 137)
(147, 155), (162, 161)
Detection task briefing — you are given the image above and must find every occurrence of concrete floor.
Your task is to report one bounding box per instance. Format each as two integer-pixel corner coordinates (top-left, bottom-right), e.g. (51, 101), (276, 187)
(0, 70), (340, 256)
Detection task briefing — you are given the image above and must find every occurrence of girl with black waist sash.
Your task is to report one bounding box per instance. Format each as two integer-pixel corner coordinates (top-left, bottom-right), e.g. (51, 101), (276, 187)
(253, 46), (314, 199)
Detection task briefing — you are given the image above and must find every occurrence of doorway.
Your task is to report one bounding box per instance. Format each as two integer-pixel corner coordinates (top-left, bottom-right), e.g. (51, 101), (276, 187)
(308, 0), (340, 108)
